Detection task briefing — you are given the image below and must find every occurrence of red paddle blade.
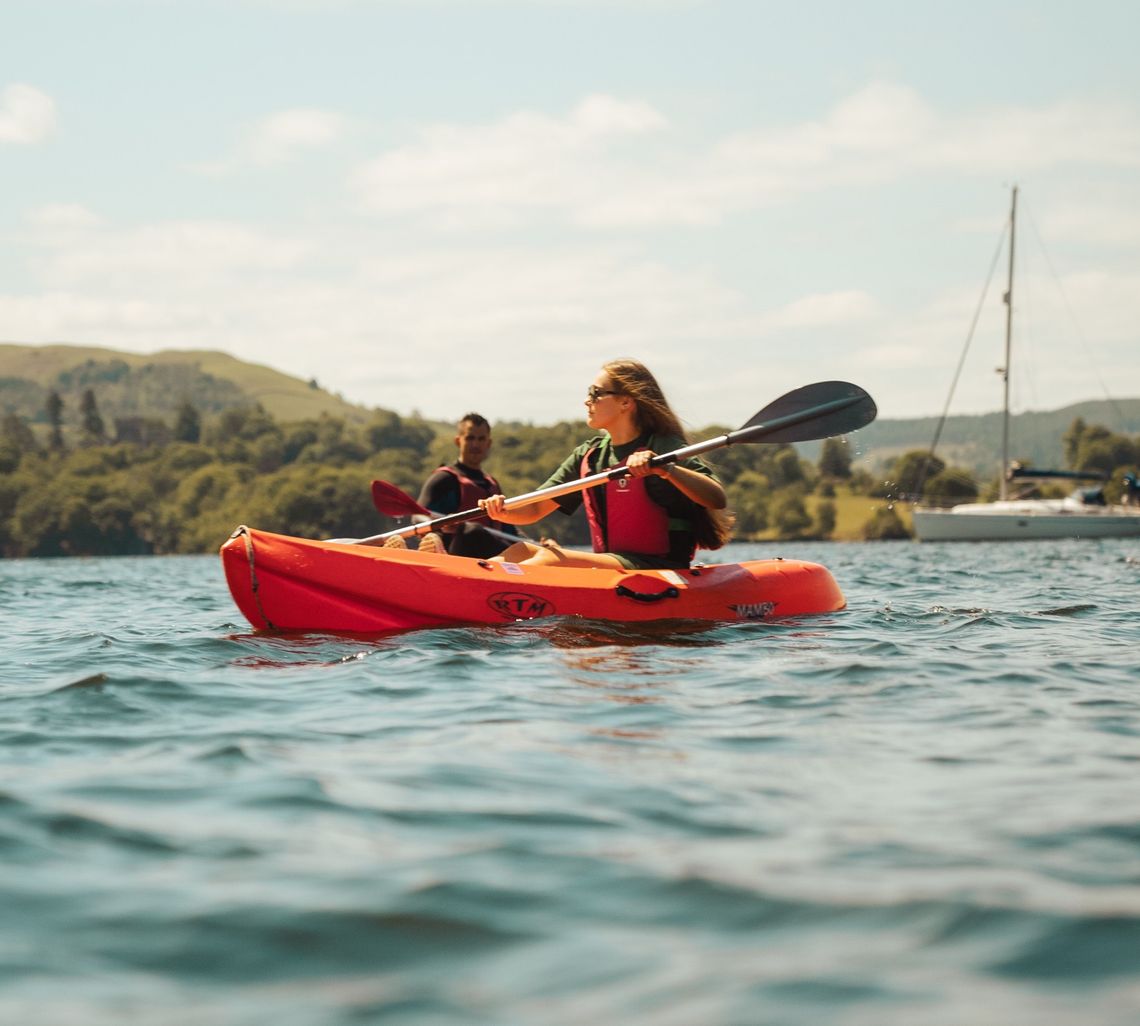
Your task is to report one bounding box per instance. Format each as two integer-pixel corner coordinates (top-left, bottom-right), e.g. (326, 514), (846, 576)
(371, 480), (431, 518)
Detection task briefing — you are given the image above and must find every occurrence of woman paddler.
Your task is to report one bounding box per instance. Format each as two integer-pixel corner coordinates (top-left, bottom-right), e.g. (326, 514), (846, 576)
(479, 359), (732, 569)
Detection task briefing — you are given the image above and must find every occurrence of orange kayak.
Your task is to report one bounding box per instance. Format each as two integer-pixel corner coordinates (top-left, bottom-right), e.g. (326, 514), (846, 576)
(220, 526), (846, 634)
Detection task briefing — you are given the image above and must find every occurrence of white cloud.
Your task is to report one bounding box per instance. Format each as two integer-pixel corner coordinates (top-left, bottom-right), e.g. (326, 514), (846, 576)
(8, 82), (1140, 424)
(5, 222), (758, 420)
(27, 203), (104, 231)
(0, 292), (197, 339)
(352, 84), (1140, 231)
(247, 107), (349, 164)
(353, 94), (669, 225)
(8, 207), (1139, 423)
(927, 100), (1140, 172)
(193, 106), (349, 174)
(570, 93), (668, 136)
(701, 84), (1140, 213)
(766, 290), (878, 330)
(0, 83), (56, 144)
(1035, 194), (1140, 247)
(30, 219), (308, 287)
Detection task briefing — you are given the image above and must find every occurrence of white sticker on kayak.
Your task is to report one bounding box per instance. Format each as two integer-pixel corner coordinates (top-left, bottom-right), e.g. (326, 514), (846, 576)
(503, 563), (524, 575)
(659, 570), (686, 588)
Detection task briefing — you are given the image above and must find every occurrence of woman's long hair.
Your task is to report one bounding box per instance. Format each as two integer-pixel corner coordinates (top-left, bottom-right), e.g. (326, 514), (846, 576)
(602, 359), (733, 550)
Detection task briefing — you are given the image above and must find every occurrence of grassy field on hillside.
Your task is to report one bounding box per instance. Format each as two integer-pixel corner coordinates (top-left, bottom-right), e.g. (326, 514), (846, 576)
(0, 344), (374, 425)
(743, 486), (915, 542)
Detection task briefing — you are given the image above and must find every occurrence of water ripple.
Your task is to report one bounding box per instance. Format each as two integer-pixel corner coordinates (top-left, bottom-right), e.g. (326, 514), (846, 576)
(1, 541), (1139, 1024)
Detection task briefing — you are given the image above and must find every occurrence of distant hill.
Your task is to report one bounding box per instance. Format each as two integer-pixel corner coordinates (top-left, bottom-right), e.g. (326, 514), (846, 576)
(0, 343), (375, 430)
(3, 343), (1135, 479)
(810, 398), (1140, 478)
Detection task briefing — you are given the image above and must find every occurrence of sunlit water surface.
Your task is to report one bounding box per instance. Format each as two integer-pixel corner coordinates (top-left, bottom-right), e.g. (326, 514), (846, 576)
(2, 540), (1139, 1025)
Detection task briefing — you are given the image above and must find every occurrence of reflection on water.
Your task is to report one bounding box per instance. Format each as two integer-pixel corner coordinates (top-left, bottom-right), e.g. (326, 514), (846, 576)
(540, 615), (727, 649)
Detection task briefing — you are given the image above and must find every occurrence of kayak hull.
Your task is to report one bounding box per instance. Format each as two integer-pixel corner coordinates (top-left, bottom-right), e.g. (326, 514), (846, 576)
(220, 526), (846, 634)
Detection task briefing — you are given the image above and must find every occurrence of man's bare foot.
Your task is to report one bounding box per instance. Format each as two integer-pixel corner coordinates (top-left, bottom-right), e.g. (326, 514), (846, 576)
(417, 532), (446, 554)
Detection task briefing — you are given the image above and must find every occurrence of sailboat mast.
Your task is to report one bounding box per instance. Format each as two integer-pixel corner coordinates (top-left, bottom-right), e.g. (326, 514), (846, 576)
(1000, 185), (1017, 501)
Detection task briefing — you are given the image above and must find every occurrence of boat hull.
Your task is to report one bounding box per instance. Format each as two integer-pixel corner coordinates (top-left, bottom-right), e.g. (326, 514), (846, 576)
(913, 504), (1140, 541)
(220, 527), (846, 633)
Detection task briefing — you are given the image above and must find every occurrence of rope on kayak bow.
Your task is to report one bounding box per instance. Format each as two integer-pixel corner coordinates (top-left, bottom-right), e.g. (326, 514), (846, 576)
(239, 526), (277, 631)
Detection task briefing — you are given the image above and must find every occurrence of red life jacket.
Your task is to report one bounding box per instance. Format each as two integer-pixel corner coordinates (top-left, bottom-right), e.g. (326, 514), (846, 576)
(437, 464), (503, 530)
(581, 444), (672, 555)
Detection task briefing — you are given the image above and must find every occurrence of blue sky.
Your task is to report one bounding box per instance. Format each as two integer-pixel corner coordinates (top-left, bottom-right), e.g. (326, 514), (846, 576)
(3, 0), (1139, 429)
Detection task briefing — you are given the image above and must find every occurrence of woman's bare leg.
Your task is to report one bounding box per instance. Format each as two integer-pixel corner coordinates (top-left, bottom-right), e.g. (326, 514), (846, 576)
(493, 541), (542, 562)
(492, 540), (624, 569)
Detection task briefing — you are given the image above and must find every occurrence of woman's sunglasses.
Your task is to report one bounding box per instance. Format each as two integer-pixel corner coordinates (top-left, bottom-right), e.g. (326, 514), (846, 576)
(585, 385), (621, 403)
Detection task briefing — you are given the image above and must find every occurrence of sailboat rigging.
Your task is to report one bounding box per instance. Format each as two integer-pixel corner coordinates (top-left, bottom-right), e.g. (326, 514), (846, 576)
(911, 187), (1140, 541)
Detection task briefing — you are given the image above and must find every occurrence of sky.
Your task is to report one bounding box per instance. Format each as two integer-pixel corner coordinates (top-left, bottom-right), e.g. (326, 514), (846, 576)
(3, 0), (1140, 430)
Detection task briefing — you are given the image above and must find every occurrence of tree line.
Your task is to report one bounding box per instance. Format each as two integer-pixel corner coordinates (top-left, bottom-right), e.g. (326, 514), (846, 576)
(881, 416), (1140, 508)
(0, 388), (876, 556)
(1, 389), (1136, 556)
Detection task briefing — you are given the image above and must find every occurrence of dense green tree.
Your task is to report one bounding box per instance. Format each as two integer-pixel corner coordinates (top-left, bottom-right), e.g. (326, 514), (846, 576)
(0, 413), (38, 473)
(113, 416), (172, 447)
(863, 505), (910, 540)
(365, 411), (434, 455)
(847, 467), (875, 495)
(724, 470), (770, 537)
(46, 390), (65, 451)
(773, 494), (812, 538)
(1, 413), (37, 452)
(1063, 417), (1087, 467)
(206, 404), (279, 446)
(770, 448), (806, 488)
(156, 442), (215, 477)
(245, 465), (375, 540)
(0, 466), (34, 554)
(251, 434), (286, 475)
(1072, 429), (1137, 476)
(814, 499), (837, 538)
(9, 467), (154, 556)
(880, 450), (945, 498)
(818, 436), (853, 478)
(368, 449), (428, 498)
(80, 389), (106, 444)
(296, 416), (369, 466)
(282, 422), (321, 464)
(924, 468), (979, 504)
(173, 401), (202, 443)
(173, 464), (245, 522)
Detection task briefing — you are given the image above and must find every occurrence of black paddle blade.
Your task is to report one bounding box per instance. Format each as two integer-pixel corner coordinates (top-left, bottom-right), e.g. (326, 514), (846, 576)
(371, 480), (430, 518)
(735, 380), (876, 445)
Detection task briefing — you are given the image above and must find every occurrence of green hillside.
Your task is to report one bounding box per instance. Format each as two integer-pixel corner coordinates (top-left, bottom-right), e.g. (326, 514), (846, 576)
(2, 342), (1135, 479)
(0, 343), (374, 430)
(801, 399), (1140, 477)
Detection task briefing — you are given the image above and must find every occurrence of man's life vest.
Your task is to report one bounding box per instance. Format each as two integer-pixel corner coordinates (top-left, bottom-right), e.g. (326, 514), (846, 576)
(580, 445), (673, 555)
(436, 464), (505, 531)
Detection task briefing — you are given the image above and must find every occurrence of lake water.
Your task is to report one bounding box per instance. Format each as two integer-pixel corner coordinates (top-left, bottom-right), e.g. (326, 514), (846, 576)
(2, 539), (1139, 1025)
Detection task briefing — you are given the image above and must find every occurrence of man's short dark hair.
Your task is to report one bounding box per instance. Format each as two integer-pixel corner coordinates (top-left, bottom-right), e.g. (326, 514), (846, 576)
(458, 412), (490, 431)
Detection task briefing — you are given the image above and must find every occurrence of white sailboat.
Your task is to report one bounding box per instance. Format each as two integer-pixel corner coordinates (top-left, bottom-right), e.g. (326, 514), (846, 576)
(911, 187), (1140, 542)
